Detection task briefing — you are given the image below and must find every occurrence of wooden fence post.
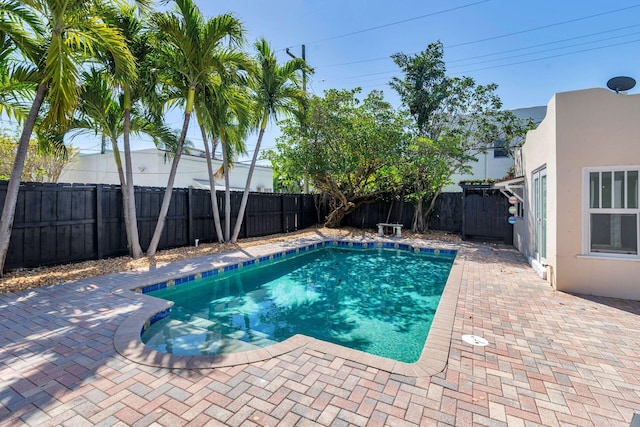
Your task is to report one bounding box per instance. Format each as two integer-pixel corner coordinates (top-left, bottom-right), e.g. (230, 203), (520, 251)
(244, 193), (250, 239)
(187, 187), (194, 246)
(96, 184), (103, 260)
(461, 186), (467, 240)
(281, 194), (286, 233)
(298, 194), (303, 231)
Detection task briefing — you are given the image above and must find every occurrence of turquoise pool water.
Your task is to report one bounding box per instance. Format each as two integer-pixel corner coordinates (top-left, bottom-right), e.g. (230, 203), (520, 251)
(142, 246), (455, 363)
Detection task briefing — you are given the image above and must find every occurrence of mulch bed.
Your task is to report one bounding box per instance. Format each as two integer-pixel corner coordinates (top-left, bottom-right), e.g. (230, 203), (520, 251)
(0, 227), (460, 294)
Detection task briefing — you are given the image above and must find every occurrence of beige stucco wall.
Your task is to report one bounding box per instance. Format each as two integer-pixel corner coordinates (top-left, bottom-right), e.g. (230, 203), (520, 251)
(555, 88), (640, 300)
(517, 88), (640, 300)
(514, 96), (557, 286)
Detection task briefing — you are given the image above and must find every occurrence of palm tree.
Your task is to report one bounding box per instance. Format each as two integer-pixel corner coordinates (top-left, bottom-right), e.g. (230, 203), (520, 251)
(0, 1), (42, 56)
(200, 73), (252, 242)
(230, 39), (309, 243)
(194, 88), (224, 243)
(97, 2), (159, 258)
(0, 0), (136, 275)
(71, 69), (180, 255)
(145, 0), (245, 256)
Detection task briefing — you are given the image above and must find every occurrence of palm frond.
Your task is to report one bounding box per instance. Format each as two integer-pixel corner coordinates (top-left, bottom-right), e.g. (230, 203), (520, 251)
(252, 38), (310, 125)
(0, 0), (43, 61)
(131, 115), (182, 153)
(34, 125), (68, 159)
(75, 17), (138, 87)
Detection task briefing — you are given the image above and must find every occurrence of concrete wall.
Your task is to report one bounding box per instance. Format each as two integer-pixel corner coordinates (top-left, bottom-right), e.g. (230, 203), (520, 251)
(517, 88), (640, 300)
(59, 149), (274, 192)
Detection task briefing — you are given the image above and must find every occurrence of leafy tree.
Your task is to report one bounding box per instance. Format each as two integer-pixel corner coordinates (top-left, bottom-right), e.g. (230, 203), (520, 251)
(230, 38), (309, 243)
(398, 136), (473, 231)
(0, 0), (136, 275)
(265, 158), (303, 193)
(390, 42), (531, 231)
(0, 132), (78, 182)
(267, 88), (409, 227)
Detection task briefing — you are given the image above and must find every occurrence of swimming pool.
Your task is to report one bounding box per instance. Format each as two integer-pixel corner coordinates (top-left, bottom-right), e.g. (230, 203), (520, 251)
(141, 244), (455, 363)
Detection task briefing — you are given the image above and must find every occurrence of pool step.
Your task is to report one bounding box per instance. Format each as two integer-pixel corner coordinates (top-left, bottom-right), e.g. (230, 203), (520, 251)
(144, 318), (278, 355)
(225, 329), (278, 349)
(185, 316), (217, 330)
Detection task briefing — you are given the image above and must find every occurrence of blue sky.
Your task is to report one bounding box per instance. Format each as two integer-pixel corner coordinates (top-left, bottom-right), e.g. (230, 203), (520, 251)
(80, 1), (640, 159)
(211, 0), (640, 107)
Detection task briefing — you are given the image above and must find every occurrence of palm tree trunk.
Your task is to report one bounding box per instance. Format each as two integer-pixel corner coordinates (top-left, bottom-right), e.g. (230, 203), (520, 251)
(231, 114), (267, 243)
(146, 115), (189, 257)
(109, 137), (134, 254)
(220, 130), (231, 242)
(199, 123), (224, 242)
(147, 87), (195, 257)
(123, 91), (143, 258)
(0, 82), (47, 276)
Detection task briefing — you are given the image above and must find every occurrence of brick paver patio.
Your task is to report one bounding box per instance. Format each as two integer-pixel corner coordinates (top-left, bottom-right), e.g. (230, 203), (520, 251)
(1, 236), (639, 426)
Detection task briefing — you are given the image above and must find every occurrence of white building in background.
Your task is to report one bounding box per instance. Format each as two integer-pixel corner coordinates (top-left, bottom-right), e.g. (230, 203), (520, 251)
(59, 148), (274, 192)
(442, 106), (547, 192)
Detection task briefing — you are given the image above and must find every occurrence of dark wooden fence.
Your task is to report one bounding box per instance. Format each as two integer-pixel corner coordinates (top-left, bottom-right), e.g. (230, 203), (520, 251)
(0, 181), (316, 272)
(318, 193), (463, 233)
(461, 184), (513, 244)
(2, 181), (512, 271)
(318, 189), (512, 244)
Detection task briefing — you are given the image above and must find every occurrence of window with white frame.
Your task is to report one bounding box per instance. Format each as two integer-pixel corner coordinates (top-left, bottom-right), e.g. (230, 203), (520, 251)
(586, 168), (639, 255)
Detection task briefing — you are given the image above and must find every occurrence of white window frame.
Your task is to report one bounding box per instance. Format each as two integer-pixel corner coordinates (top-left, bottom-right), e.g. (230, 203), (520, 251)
(582, 166), (640, 259)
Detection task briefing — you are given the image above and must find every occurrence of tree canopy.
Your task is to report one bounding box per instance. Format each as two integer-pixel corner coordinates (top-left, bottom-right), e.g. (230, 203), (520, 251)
(0, 131), (77, 182)
(390, 42), (532, 231)
(267, 88), (410, 227)
(267, 42), (532, 231)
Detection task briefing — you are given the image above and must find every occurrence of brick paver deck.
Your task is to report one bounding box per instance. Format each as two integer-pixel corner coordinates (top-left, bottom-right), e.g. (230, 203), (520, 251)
(1, 237), (639, 426)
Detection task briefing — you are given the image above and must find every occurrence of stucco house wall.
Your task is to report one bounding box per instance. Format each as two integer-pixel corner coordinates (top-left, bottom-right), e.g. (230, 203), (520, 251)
(59, 149), (274, 192)
(514, 98), (557, 283)
(515, 88), (640, 300)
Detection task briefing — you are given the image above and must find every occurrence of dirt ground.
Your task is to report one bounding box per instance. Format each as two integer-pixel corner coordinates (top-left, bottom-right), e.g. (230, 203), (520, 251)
(0, 227), (461, 295)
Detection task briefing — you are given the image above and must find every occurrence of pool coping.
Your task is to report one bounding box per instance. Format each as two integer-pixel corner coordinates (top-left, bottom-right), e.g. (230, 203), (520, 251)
(113, 236), (463, 377)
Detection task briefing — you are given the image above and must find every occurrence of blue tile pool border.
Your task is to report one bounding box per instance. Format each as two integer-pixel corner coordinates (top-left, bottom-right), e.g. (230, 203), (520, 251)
(136, 239), (456, 296)
(136, 239), (458, 339)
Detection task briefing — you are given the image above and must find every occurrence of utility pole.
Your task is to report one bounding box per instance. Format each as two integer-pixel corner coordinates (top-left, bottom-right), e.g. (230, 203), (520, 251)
(285, 45), (306, 93)
(285, 45), (309, 194)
